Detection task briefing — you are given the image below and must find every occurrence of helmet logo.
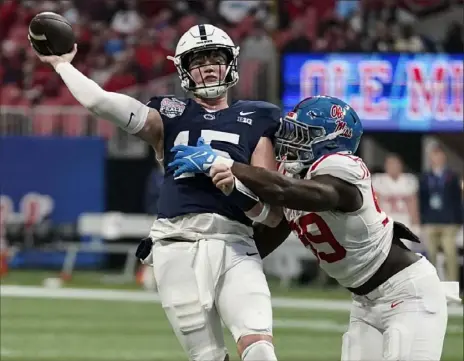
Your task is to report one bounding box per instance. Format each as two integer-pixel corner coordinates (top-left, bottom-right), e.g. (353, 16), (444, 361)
(334, 120), (353, 138)
(330, 104), (345, 120)
(286, 112), (297, 120)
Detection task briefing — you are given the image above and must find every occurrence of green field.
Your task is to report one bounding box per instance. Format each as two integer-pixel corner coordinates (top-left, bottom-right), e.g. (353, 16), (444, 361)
(0, 271), (462, 361)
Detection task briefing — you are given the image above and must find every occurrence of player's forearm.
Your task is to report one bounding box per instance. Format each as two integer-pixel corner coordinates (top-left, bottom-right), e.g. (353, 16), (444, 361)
(231, 162), (291, 203)
(231, 162), (339, 211)
(253, 218), (291, 258)
(55, 62), (148, 135)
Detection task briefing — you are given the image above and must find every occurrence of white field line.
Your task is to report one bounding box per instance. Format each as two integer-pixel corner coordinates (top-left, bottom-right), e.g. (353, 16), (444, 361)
(1, 285), (462, 317)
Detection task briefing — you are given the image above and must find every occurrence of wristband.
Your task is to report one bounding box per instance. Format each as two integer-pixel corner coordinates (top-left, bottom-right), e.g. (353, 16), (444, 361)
(229, 177), (259, 212)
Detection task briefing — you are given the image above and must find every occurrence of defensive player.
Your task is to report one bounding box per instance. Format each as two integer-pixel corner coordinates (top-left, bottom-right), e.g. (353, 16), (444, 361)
(31, 24), (282, 361)
(169, 96), (453, 361)
(372, 154), (420, 249)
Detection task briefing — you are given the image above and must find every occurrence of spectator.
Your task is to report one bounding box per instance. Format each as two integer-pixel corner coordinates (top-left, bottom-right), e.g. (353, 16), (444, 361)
(133, 33), (155, 74)
(372, 21), (394, 52)
(336, 0), (360, 19)
(342, 26), (363, 52)
(103, 29), (125, 57)
(372, 154), (420, 249)
(90, 0), (122, 24)
(60, 0), (80, 25)
(0, 0), (19, 41)
(111, 0), (143, 35)
(150, 7), (173, 32)
(38, 0), (59, 13)
(73, 16), (93, 59)
(1, 45), (23, 85)
(314, 19), (346, 52)
(420, 144), (463, 282)
(348, 7), (363, 33)
(103, 52), (137, 92)
(240, 21), (275, 62)
(89, 54), (112, 86)
(282, 17), (312, 53)
(218, 0), (259, 25)
(176, 14), (200, 38)
(377, 0), (400, 24)
(394, 24), (425, 52)
(443, 22), (464, 54)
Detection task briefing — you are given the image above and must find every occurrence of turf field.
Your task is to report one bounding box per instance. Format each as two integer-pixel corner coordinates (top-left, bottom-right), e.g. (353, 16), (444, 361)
(1, 271), (463, 361)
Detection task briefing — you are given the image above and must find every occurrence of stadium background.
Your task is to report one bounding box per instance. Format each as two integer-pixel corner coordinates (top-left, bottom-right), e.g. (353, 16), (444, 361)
(0, 0), (463, 360)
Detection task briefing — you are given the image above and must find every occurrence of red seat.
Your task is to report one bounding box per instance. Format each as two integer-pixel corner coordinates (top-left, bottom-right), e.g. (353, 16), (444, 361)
(32, 110), (59, 135)
(58, 87), (79, 105)
(7, 24), (28, 45)
(96, 118), (116, 140)
(13, 98), (30, 107)
(0, 84), (22, 105)
(61, 107), (87, 137)
(32, 98), (62, 135)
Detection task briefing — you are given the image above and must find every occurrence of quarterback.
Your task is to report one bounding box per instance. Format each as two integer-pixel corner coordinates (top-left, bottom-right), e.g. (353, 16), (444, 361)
(31, 24), (282, 361)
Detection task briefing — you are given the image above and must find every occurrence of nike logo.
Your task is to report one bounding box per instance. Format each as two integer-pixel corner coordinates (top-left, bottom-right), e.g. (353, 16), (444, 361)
(246, 252), (258, 256)
(391, 301), (404, 308)
(185, 151), (209, 171)
(126, 112), (135, 127)
(191, 151), (208, 159)
(239, 111), (255, 116)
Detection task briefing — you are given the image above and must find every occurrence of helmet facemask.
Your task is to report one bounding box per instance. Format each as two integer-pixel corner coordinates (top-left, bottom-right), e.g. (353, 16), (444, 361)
(168, 45), (239, 99)
(275, 112), (344, 174)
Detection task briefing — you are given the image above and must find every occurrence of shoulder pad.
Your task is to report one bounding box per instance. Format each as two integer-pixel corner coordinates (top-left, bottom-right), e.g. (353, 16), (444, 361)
(308, 153), (370, 184)
(250, 100), (281, 111)
(146, 96), (188, 108)
(237, 100), (280, 114)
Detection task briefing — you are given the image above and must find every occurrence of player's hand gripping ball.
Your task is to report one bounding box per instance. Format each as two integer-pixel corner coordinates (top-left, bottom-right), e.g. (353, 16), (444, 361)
(28, 12), (75, 56)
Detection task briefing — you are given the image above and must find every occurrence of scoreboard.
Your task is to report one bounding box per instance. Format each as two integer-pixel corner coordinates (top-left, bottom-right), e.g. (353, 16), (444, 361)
(281, 53), (463, 131)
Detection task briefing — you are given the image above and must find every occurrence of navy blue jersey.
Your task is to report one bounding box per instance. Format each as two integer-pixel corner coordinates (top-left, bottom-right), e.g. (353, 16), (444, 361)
(147, 96), (281, 226)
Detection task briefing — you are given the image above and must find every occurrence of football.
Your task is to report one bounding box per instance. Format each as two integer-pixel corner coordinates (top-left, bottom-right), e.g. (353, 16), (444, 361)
(28, 12), (75, 56)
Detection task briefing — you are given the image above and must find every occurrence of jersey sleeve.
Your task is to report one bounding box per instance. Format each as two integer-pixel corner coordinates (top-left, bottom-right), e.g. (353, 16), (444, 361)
(255, 102), (281, 141)
(146, 96), (165, 111)
(146, 95), (187, 125)
(309, 153), (369, 184)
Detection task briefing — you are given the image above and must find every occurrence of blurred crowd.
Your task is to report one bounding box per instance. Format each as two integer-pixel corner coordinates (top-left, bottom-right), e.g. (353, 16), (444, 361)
(1, 0), (463, 106)
(278, 0), (464, 53)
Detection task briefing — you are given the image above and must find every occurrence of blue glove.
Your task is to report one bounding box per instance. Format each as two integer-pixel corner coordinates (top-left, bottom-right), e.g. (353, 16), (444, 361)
(168, 137), (218, 177)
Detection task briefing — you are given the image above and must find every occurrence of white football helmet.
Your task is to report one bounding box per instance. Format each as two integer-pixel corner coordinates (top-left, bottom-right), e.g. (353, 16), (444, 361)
(167, 24), (240, 99)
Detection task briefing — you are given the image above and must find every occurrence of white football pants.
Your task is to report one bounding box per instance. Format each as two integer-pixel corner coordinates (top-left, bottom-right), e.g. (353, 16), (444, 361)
(342, 257), (449, 361)
(152, 237), (273, 361)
